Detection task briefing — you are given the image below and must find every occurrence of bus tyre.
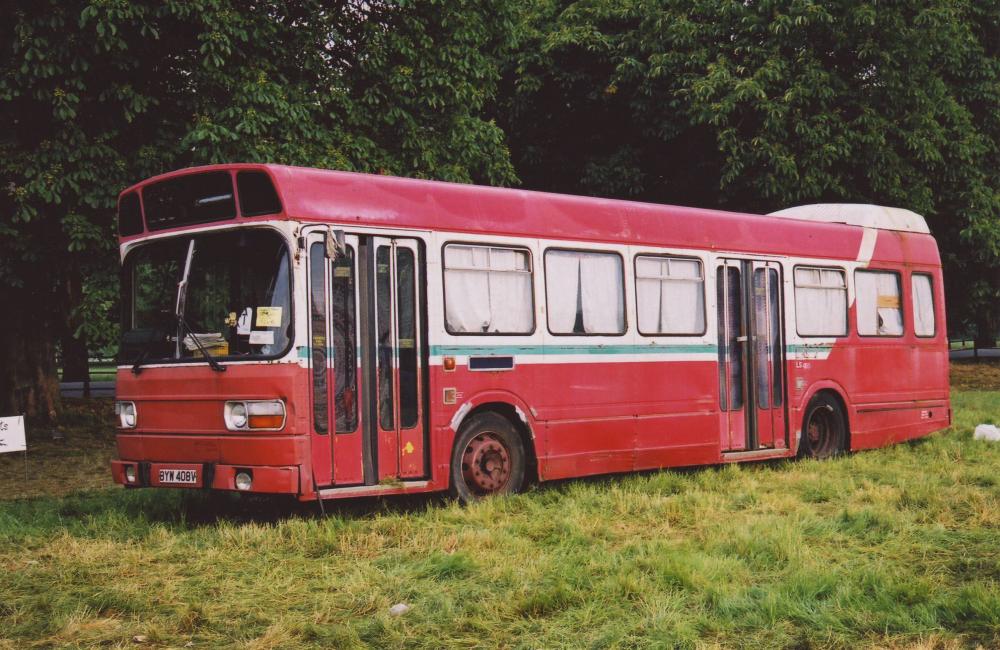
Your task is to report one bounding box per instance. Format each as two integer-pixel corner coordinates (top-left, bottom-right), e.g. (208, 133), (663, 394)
(450, 412), (525, 503)
(799, 393), (846, 459)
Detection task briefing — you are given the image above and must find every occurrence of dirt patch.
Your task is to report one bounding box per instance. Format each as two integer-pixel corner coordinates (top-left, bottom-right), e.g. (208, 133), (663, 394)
(949, 360), (1000, 391)
(0, 399), (117, 500)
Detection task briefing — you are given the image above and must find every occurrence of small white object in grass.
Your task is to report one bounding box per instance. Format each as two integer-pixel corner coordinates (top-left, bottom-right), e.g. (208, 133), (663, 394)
(974, 424), (1000, 441)
(132, 635), (148, 644)
(389, 603), (411, 616)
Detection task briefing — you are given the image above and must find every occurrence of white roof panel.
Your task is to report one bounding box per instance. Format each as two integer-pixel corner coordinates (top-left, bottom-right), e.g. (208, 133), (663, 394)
(767, 203), (929, 234)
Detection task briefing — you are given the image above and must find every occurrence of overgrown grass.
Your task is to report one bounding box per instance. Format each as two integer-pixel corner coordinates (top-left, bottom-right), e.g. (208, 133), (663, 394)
(1, 392), (999, 648)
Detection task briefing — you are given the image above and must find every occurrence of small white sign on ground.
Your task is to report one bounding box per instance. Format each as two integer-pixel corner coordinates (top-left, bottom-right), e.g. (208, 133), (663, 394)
(0, 416), (26, 454)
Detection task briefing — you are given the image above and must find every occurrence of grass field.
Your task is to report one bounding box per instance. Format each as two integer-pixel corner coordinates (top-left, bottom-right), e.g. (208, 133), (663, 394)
(1, 365), (999, 648)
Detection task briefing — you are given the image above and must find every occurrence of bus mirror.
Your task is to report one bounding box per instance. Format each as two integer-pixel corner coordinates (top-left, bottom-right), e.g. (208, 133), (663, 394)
(326, 227), (346, 259)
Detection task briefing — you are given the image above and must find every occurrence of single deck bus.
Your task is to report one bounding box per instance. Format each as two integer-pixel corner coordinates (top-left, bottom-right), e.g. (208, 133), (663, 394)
(110, 164), (950, 502)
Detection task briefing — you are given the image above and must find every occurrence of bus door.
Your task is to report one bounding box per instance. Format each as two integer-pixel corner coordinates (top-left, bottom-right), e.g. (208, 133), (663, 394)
(307, 232), (427, 487)
(364, 236), (427, 482)
(716, 259), (786, 452)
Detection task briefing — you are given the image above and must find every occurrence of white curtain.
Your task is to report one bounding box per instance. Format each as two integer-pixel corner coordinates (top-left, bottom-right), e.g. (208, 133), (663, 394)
(856, 270), (903, 336)
(794, 268), (847, 336)
(444, 246), (491, 332)
(580, 253), (624, 333)
(545, 251), (583, 333)
(636, 257), (704, 334)
(546, 250), (624, 334)
(486, 248), (533, 332)
(912, 274), (935, 336)
(444, 245), (533, 333)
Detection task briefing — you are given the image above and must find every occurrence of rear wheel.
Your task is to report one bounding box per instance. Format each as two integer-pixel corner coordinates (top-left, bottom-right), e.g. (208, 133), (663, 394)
(799, 393), (846, 459)
(450, 412), (525, 503)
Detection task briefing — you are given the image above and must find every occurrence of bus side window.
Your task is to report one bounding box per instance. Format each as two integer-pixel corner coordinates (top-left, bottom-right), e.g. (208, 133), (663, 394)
(443, 244), (534, 334)
(793, 267), (847, 337)
(545, 249), (625, 335)
(634, 255), (705, 335)
(912, 273), (936, 337)
(855, 269), (904, 336)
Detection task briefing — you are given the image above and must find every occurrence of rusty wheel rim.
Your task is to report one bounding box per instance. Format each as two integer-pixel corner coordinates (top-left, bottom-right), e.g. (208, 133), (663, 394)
(461, 432), (512, 494)
(807, 409), (835, 455)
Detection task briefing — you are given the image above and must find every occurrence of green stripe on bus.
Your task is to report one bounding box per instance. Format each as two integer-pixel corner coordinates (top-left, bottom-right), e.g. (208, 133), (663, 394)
(294, 343), (829, 359)
(430, 344), (718, 356)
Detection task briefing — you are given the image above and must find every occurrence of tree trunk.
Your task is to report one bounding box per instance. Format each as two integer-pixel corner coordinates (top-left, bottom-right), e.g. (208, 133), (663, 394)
(60, 270), (90, 396)
(974, 270), (1000, 350)
(0, 288), (61, 422)
(61, 330), (89, 383)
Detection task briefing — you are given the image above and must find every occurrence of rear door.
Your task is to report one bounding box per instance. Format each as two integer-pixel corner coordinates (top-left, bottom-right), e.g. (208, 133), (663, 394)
(716, 258), (786, 452)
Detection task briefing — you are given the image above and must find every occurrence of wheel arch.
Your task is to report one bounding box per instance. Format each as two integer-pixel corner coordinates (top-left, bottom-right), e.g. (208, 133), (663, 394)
(450, 391), (539, 483)
(796, 381), (852, 453)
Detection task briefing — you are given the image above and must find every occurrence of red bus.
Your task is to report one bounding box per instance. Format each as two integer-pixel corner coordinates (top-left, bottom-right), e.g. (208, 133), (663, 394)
(110, 164), (950, 502)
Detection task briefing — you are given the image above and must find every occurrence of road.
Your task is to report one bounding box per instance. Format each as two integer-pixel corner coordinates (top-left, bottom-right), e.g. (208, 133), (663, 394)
(949, 348), (1000, 359)
(59, 381), (115, 398)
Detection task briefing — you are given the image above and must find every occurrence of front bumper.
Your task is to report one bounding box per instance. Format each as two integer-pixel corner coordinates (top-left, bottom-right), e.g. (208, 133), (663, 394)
(111, 459), (300, 494)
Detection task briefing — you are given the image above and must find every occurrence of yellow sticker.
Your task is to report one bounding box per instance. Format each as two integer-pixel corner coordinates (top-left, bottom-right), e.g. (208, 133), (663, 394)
(877, 295), (900, 309)
(257, 306), (283, 327)
(403, 441), (415, 455)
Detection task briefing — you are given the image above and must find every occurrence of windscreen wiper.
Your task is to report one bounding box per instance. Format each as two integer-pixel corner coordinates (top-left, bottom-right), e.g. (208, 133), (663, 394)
(177, 313), (226, 373)
(173, 238), (225, 372)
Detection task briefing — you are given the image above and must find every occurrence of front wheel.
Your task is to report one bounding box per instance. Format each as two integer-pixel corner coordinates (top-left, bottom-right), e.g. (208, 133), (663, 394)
(798, 393), (847, 459)
(450, 412), (525, 503)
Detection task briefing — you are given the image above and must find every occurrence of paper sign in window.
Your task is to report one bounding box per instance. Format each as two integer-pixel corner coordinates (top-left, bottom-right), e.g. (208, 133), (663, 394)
(877, 295), (900, 309)
(256, 306), (283, 327)
(237, 307), (253, 335)
(249, 330), (275, 345)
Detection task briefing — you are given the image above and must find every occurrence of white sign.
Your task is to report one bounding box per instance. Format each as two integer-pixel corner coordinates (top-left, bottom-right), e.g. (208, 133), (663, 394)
(0, 416), (26, 454)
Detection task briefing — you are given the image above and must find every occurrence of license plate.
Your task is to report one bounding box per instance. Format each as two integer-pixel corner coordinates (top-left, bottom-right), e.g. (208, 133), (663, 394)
(158, 468), (198, 484)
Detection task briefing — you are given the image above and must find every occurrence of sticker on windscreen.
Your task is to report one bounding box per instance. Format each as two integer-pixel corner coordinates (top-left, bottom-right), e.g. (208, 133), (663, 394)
(256, 306), (282, 327)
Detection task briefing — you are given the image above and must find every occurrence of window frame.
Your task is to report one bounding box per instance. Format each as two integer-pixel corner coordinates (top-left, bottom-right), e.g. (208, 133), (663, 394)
(854, 268), (905, 338)
(792, 265), (849, 338)
(633, 253), (707, 337)
(911, 272), (937, 338)
(141, 171), (238, 231)
(440, 241), (537, 337)
(544, 246), (628, 337)
(119, 225), (296, 365)
(237, 170), (284, 218)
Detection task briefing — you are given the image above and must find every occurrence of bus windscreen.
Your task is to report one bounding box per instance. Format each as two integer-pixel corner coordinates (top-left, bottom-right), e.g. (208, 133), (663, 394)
(120, 229), (292, 364)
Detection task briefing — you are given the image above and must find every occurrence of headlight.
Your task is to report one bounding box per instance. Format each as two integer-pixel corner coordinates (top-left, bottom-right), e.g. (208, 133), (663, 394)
(224, 400), (286, 431)
(115, 401), (137, 429)
(230, 402), (248, 428)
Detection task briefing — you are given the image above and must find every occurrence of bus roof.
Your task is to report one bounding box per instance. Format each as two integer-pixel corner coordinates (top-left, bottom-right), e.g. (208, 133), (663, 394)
(767, 204), (929, 234)
(120, 163), (939, 266)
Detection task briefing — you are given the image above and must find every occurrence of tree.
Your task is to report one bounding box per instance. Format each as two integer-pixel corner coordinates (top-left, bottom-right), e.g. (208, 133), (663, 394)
(499, 0), (1000, 336)
(0, 0), (518, 419)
